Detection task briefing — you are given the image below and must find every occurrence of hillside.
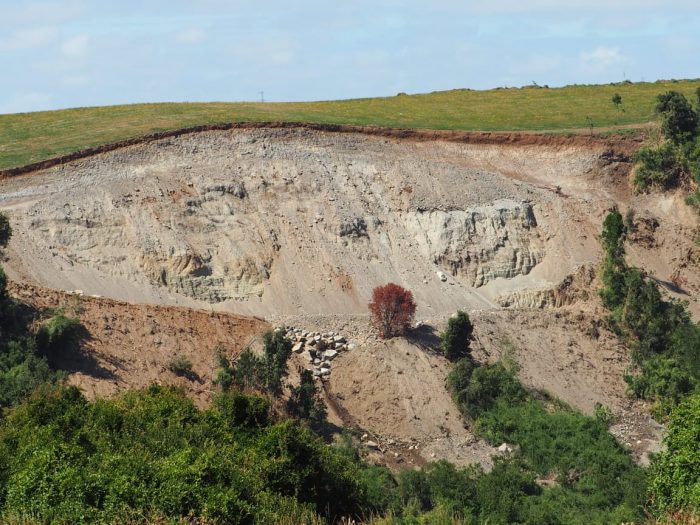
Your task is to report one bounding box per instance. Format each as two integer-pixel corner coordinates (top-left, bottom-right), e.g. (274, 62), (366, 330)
(2, 79), (700, 170)
(7, 281), (267, 406)
(1, 77), (700, 523)
(2, 123), (698, 470)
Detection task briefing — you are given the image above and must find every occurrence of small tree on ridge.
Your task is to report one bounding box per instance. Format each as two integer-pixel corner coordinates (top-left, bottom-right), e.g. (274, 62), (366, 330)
(441, 311), (473, 360)
(368, 283), (416, 338)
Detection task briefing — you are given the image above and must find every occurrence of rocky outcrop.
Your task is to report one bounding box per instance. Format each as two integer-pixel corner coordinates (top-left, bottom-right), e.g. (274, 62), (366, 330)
(404, 200), (544, 287)
(495, 265), (596, 308)
(143, 254), (269, 302)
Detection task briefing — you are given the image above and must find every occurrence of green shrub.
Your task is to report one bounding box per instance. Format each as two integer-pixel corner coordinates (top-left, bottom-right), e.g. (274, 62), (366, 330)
(0, 267), (7, 302)
(476, 459), (540, 524)
(448, 360), (526, 420)
(649, 393), (700, 513)
(359, 465), (398, 514)
(424, 460), (479, 516)
(0, 263), (65, 408)
(447, 349), (647, 523)
(440, 311), (473, 360)
(260, 331), (292, 396)
(634, 143), (685, 191)
(34, 311), (82, 365)
(214, 332), (292, 400)
(631, 91), (700, 210)
(598, 211), (700, 414)
(167, 354), (193, 377)
(594, 403), (616, 427)
(0, 212), (11, 250)
(599, 209), (628, 308)
(214, 390), (269, 429)
(215, 332), (293, 397)
(397, 469), (432, 511)
(655, 91), (699, 145)
(286, 368), (326, 429)
(625, 356), (695, 415)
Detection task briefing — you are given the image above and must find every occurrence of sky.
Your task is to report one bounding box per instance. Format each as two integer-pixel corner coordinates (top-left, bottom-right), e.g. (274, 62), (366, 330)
(1, 1), (699, 114)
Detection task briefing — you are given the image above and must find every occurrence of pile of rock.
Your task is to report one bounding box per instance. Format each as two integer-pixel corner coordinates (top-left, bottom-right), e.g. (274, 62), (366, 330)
(284, 327), (355, 379)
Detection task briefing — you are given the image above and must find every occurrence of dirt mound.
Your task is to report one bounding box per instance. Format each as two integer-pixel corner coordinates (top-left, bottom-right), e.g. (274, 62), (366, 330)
(9, 281), (268, 406)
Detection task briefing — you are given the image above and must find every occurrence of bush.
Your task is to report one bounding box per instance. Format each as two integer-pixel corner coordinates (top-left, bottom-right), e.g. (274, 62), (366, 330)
(0, 384), (368, 524)
(625, 355), (695, 414)
(634, 143), (685, 191)
(447, 356), (647, 523)
(0, 212), (11, 249)
(286, 368), (326, 429)
(368, 283), (416, 338)
(631, 91), (700, 210)
(261, 330), (292, 396)
(649, 392), (700, 513)
(397, 469), (432, 511)
(440, 311), (473, 360)
(34, 311), (82, 366)
(448, 360), (526, 420)
(656, 91), (699, 145)
(167, 354), (194, 377)
(0, 266), (7, 302)
(612, 93), (623, 109)
(215, 331), (292, 397)
(598, 211), (700, 414)
(0, 341), (58, 408)
(214, 390), (269, 429)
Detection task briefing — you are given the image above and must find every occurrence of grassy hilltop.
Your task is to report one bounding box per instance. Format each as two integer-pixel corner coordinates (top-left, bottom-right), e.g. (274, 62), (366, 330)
(1, 79), (699, 171)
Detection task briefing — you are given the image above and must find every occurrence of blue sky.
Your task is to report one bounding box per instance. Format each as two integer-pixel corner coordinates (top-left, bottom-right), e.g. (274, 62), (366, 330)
(1, 1), (699, 114)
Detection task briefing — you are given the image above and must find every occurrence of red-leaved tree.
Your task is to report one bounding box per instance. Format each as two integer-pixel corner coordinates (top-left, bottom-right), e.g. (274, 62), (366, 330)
(368, 283), (416, 338)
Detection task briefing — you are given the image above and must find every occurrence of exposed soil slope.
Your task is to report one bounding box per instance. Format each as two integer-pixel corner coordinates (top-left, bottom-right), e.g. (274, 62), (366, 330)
(9, 281), (267, 406)
(1, 125), (698, 467)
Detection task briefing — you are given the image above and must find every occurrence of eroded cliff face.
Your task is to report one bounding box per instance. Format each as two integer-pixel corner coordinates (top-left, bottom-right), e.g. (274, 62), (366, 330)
(0, 127), (637, 315)
(404, 200), (543, 287)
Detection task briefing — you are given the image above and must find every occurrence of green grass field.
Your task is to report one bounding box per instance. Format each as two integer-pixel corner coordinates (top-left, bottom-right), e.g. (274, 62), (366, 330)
(1, 79), (699, 170)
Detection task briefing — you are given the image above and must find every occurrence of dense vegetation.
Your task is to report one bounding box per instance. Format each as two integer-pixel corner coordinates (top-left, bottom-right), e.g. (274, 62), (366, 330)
(649, 392), (700, 514)
(445, 356), (647, 524)
(0, 377), (649, 525)
(633, 89), (700, 211)
(2, 79), (700, 170)
(599, 209), (700, 415)
(0, 385), (372, 524)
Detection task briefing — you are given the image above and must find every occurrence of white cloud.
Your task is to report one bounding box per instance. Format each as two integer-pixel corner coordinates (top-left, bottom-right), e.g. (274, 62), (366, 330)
(580, 46), (624, 66)
(0, 27), (57, 52)
(61, 35), (90, 57)
(175, 28), (205, 44)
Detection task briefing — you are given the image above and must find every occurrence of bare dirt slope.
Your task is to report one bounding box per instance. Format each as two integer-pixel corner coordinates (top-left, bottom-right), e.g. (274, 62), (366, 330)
(9, 282), (267, 406)
(1, 126), (698, 467)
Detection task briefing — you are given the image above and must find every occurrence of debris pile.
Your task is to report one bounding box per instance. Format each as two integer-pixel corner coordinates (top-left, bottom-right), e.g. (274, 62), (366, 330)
(284, 327), (355, 379)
